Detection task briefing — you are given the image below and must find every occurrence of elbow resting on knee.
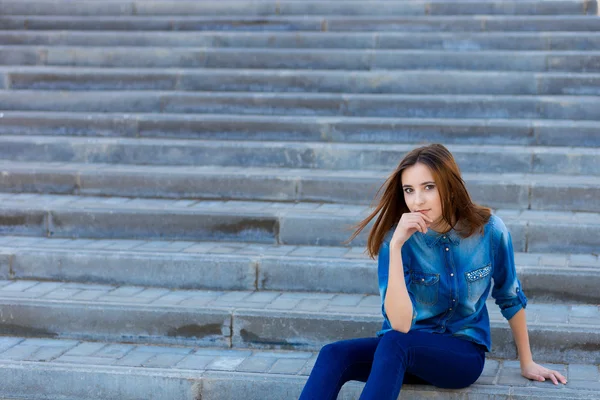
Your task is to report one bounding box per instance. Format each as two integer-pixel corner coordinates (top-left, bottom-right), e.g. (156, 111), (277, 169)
(391, 322), (411, 334)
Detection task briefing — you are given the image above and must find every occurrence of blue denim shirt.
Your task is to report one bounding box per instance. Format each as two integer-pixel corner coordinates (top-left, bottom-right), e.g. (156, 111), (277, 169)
(377, 215), (527, 352)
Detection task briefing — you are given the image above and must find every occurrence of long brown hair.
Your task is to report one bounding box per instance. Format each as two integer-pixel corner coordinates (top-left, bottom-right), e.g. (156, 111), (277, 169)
(346, 144), (491, 259)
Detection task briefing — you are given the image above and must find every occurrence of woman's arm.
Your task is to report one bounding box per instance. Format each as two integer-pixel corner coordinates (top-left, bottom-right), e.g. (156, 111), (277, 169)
(384, 212), (431, 333)
(507, 308), (533, 366)
(509, 308), (567, 385)
(384, 241), (414, 333)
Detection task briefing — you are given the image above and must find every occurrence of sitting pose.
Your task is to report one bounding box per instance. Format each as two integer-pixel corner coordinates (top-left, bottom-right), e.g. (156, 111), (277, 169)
(299, 143), (567, 400)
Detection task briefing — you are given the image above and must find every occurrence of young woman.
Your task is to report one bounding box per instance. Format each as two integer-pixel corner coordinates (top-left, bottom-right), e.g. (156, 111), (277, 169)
(299, 144), (567, 400)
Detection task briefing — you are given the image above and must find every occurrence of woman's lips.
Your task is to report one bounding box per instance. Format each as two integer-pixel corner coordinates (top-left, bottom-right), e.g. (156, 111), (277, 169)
(417, 209), (430, 214)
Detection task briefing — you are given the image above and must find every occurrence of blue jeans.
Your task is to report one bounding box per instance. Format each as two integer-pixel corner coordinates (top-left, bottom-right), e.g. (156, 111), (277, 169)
(299, 330), (486, 400)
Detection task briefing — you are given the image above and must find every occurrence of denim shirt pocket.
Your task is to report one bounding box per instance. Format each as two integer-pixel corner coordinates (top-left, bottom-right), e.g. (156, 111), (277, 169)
(465, 263), (492, 302)
(409, 271), (440, 305)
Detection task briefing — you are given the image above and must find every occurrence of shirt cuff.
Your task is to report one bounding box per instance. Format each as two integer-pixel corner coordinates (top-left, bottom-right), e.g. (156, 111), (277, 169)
(501, 290), (528, 320)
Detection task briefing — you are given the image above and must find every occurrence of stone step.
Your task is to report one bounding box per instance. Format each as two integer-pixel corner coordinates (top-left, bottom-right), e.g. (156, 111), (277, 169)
(2, 15), (600, 32)
(0, 193), (598, 253)
(3, 30), (600, 51)
(0, 280), (598, 364)
(0, 161), (598, 212)
(3, 46), (600, 71)
(4, 67), (600, 95)
(1, 111), (598, 147)
(1, 135), (597, 176)
(0, 336), (596, 400)
(0, 1), (594, 17)
(0, 236), (597, 303)
(1, 91), (600, 120)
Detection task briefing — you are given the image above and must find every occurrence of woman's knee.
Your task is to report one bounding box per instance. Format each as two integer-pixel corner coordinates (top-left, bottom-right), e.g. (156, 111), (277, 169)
(317, 341), (350, 364)
(378, 329), (411, 349)
(316, 339), (372, 369)
(375, 330), (412, 361)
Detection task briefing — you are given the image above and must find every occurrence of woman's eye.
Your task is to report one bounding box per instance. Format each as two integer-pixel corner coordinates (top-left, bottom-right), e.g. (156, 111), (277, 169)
(404, 188), (413, 194)
(425, 185), (435, 190)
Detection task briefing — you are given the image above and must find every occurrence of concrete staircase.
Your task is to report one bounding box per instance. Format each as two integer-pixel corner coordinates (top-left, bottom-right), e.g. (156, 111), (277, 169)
(0, 0), (599, 399)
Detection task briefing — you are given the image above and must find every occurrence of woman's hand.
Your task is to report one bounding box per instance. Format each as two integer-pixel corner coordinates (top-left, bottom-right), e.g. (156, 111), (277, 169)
(521, 361), (567, 385)
(390, 212), (433, 248)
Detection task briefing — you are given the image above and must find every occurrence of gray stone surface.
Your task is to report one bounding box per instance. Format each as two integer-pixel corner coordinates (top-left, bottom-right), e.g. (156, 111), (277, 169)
(0, 193), (595, 251)
(0, 280), (596, 363)
(0, 296), (232, 347)
(0, 335), (597, 399)
(3, 89), (600, 118)
(0, 1), (592, 17)
(7, 154), (595, 186)
(0, 236), (599, 302)
(3, 31), (600, 51)
(2, 111), (600, 146)
(2, 15), (600, 33)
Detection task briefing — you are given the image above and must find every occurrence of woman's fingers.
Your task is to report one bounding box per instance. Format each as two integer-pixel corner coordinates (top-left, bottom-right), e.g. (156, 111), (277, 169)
(409, 222), (424, 233)
(548, 370), (567, 385)
(413, 217), (427, 233)
(528, 369), (567, 385)
(529, 374), (545, 382)
(541, 369), (566, 385)
(407, 214), (429, 232)
(400, 213), (435, 235)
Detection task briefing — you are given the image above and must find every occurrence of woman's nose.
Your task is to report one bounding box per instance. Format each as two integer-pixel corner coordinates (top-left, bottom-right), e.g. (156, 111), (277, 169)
(415, 193), (425, 205)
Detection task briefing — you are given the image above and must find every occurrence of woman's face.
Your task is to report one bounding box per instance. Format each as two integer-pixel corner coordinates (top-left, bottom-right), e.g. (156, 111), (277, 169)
(400, 162), (446, 232)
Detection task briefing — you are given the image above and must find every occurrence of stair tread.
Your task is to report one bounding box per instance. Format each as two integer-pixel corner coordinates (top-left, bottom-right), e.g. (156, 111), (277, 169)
(6, 44), (600, 54)
(0, 0), (592, 17)
(3, 109), (599, 126)
(2, 159), (600, 182)
(0, 279), (597, 330)
(0, 134), (598, 154)
(0, 192), (597, 222)
(0, 235), (597, 268)
(3, 29), (600, 41)
(0, 335), (597, 399)
(3, 89), (600, 101)
(5, 65), (600, 76)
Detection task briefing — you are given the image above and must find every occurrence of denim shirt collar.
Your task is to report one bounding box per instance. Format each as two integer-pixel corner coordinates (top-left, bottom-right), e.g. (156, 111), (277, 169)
(421, 227), (461, 247)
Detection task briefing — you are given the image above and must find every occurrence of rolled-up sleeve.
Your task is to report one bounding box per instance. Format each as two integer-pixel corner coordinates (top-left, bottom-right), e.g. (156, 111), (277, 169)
(491, 219), (528, 321)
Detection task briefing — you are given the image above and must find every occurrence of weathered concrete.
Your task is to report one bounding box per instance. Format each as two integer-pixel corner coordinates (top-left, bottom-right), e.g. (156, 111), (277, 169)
(3, 46), (600, 71)
(1, 111), (599, 146)
(0, 1), (592, 17)
(0, 193), (597, 251)
(0, 236), (596, 302)
(2, 31), (600, 51)
(0, 136), (596, 175)
(0, 283), (598, 363)
(0, 338), (597, 399)
(2, 15), (600, 32)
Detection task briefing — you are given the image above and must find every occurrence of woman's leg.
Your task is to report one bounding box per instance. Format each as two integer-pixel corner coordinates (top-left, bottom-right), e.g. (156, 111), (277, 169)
(359, 330), (485, 400)
(299, 336), (380, 400)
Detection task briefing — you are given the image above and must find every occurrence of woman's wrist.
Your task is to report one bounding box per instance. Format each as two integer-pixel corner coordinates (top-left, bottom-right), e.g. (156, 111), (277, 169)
(519, 355), (534, 368)
(390, 239), (404, 250)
